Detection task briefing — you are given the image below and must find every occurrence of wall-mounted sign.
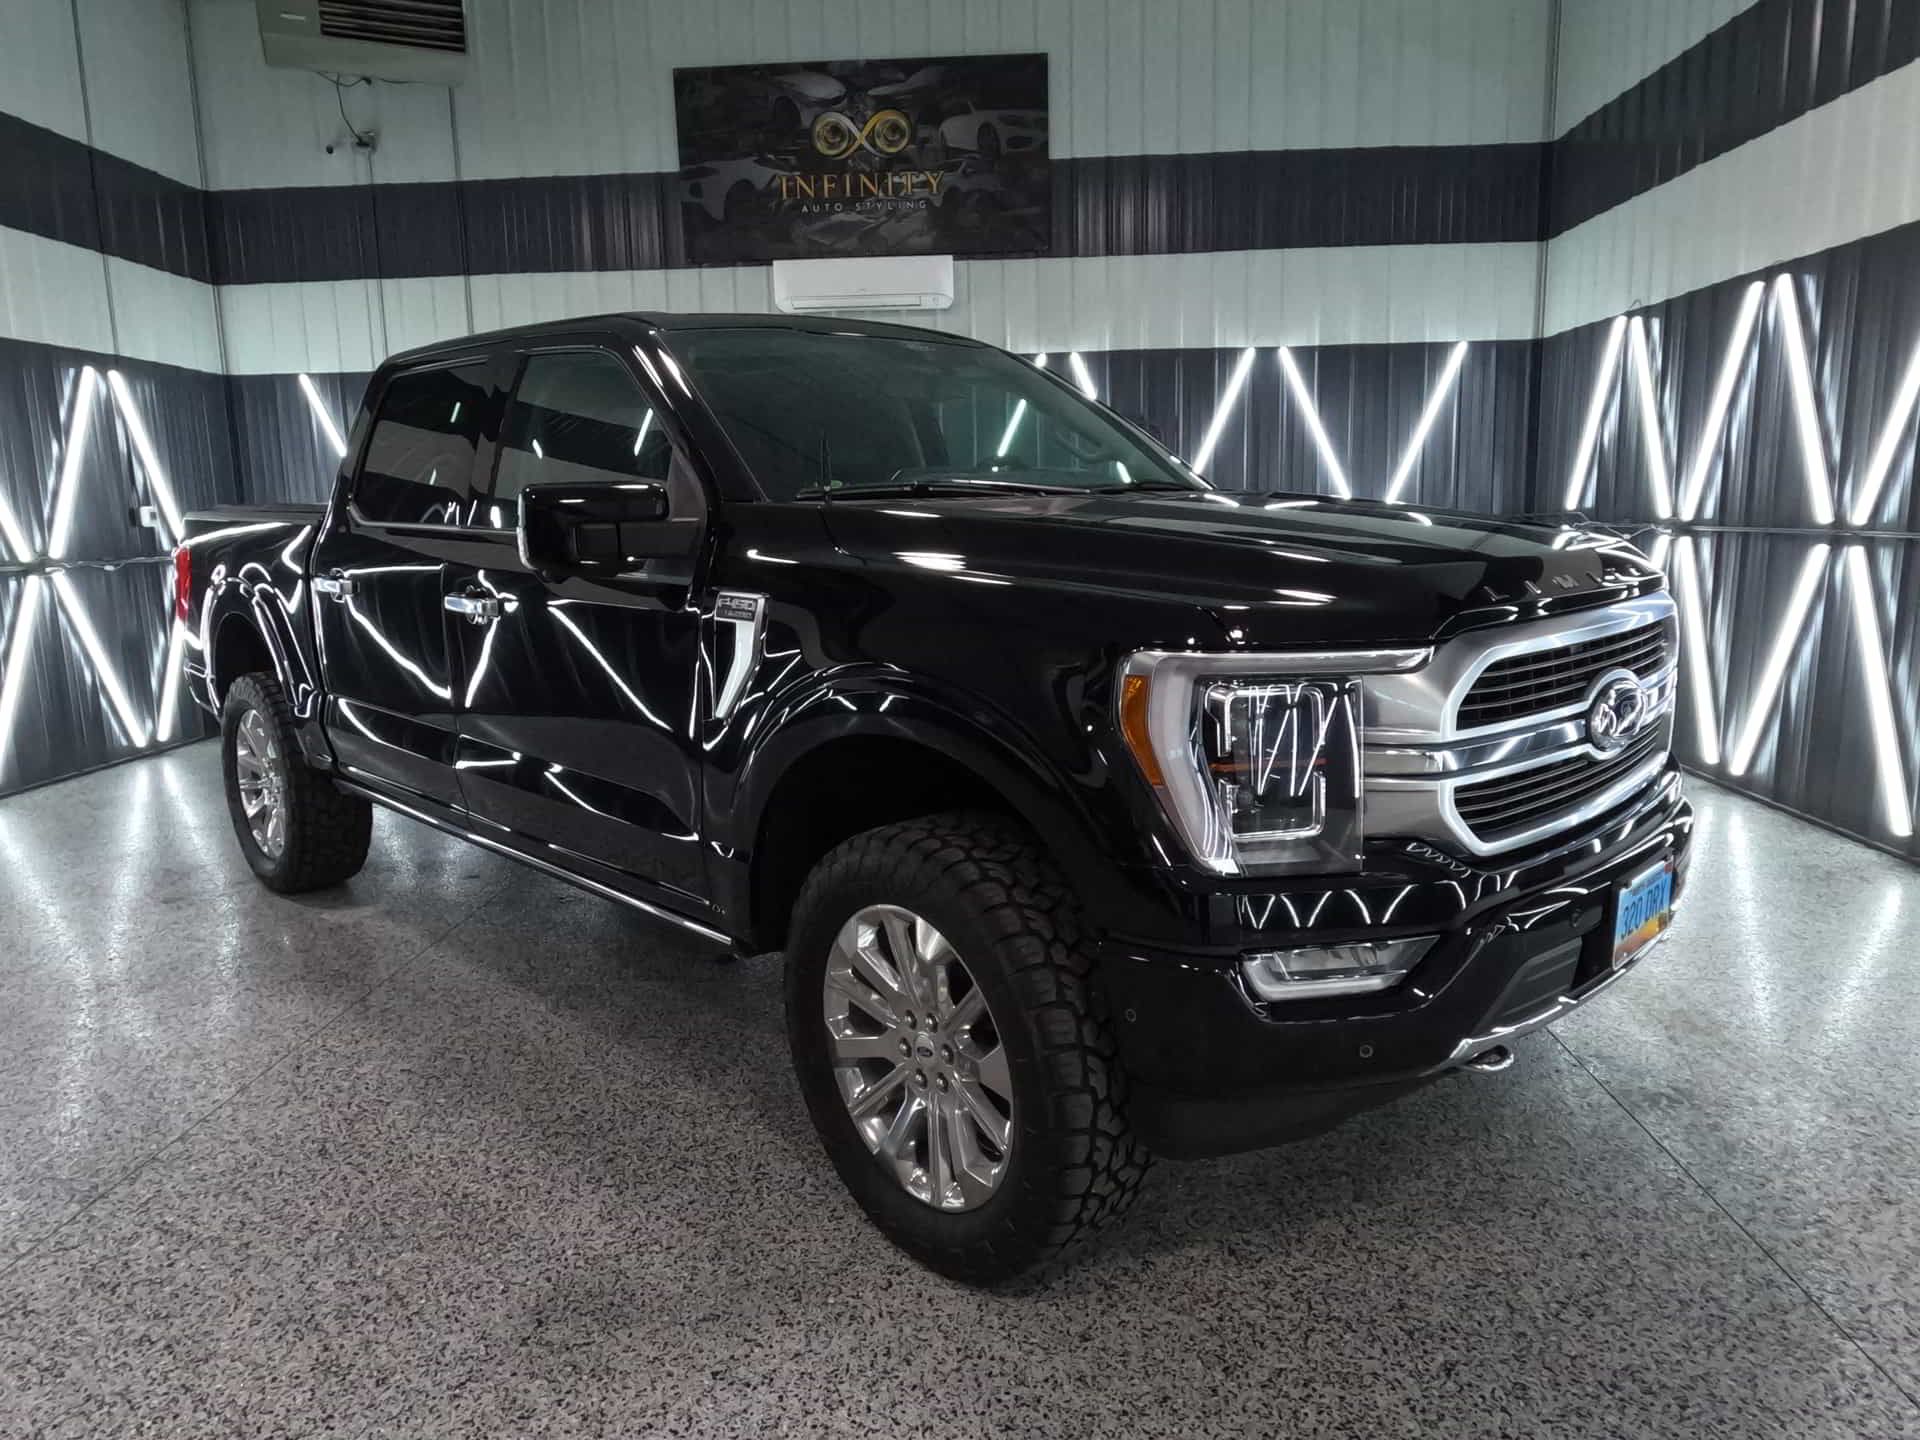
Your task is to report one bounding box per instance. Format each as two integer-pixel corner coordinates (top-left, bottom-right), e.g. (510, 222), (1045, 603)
(672, 53), (1049, 265)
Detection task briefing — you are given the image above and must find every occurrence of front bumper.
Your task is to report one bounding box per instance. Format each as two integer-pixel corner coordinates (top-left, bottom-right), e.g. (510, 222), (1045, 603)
(1097, 767), (1693, 1158)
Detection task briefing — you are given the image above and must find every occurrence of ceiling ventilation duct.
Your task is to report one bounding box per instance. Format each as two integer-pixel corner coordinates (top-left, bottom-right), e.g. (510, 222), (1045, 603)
(256, 0), (469, 85)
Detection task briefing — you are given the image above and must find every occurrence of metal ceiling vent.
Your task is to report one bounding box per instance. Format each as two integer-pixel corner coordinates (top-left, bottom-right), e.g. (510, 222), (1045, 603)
(256, 1), (469, 86)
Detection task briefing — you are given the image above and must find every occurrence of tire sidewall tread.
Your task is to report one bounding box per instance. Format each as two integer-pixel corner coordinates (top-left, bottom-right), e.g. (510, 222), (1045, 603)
(220, 673), (372, 894)
(786, 810), (1150, 1285)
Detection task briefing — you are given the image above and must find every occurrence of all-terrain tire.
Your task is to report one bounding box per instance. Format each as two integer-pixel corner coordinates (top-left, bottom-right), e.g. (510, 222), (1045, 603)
(220, 673), (372, 893)
(786, 811), (1152, 1284)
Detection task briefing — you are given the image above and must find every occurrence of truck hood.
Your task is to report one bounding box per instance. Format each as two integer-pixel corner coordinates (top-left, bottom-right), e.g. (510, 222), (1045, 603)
(819, 490), (1659, 647)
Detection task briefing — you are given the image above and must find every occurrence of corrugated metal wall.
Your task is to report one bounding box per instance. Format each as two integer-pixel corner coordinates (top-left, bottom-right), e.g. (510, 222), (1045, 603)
(0, 0), (229, 796)
(1540, 0), (1920, 858)
(4, 0), (1918, 864)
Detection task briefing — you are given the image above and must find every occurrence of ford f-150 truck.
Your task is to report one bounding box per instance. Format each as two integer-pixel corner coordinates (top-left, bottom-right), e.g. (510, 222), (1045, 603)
(176, 313), (1691, 1283)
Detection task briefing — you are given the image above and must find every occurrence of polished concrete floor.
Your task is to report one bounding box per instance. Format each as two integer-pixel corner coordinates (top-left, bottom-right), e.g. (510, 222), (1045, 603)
(0, 743), (1916, 1438)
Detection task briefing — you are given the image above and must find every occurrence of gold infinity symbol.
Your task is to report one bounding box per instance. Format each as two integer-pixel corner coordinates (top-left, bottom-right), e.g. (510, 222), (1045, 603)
(812, 108), (913, 158)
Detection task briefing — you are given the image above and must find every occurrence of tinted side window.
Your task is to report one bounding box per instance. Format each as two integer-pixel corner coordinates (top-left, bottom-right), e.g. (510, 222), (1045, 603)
(485, 350), (696, 529)
(355, 363), (491, 525)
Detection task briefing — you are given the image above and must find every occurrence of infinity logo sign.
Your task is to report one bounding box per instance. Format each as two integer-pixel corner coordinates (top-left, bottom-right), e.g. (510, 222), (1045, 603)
(812, 108), (913, 158)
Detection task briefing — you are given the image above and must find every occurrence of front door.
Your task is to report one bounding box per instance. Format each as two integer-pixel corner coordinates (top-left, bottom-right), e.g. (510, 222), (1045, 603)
(309, 357), (498, 807)
(444, 342), (713, 910)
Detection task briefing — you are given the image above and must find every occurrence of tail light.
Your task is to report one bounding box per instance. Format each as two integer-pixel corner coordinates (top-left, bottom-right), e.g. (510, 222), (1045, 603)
(173, 544), (191, 622)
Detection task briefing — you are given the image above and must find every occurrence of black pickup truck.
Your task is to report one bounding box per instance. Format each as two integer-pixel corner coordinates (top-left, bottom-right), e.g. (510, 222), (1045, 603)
(176, 313), (1692, 1282)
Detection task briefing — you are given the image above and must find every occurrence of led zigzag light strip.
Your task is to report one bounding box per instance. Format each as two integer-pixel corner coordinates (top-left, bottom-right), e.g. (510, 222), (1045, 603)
(1275, 348), (1352, 498)
(1625, 318), (1675, 520)
(1579, 270), (1917, 838)
(1383, 341), (1470, 506)
(0, 364), (194, 775)
(1563, 317), (1628, 510)
(1188, 348), (1258, 474)
(1843, 545), (1914, 837)
(299, 373), (349, 459)
(1771, 274), (1837, 525)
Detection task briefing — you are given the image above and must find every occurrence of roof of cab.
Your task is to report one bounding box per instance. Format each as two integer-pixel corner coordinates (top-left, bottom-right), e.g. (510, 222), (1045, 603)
(384, 310), (989, 369)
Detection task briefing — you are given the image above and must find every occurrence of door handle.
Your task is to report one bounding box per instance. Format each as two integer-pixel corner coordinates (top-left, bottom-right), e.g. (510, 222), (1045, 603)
(443, 591), (502, 624)
(312, 573), (356, 601)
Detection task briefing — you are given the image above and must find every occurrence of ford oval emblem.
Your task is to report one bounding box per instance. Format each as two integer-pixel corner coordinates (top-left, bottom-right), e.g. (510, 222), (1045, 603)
(1585, 669), (1647, 755)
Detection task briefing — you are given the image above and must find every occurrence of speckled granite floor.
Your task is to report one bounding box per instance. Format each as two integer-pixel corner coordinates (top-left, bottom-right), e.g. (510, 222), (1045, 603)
(1, 744), (1916, 1439)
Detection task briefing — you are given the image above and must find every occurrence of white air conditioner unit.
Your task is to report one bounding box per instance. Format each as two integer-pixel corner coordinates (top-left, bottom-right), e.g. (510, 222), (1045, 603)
(255, 0), (469, 86)
(772, 255), (955, 314)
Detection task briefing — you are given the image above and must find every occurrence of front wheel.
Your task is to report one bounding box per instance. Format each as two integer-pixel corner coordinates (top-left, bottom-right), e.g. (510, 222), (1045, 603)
(220, 673), (372, 893)
(786, 812), (1151, 1283)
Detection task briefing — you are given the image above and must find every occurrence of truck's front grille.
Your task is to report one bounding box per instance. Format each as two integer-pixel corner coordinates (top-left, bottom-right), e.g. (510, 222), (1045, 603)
(1454, 726), (1665, 847)
(1360, 591), (1680, 858)
(1457, 618), (1674, 730)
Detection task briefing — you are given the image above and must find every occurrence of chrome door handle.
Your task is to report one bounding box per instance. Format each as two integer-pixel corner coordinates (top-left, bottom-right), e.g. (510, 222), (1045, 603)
(443, 591), (502, 624)
(312, 574), (356, 601)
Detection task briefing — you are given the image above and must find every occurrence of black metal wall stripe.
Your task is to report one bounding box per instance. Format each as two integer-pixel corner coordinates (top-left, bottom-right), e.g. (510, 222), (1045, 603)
(203, 145), (1550, 285)
(9, 121), (1549, 285)
(0, 110), (212, 283)
(1550, 0), (1920, 236)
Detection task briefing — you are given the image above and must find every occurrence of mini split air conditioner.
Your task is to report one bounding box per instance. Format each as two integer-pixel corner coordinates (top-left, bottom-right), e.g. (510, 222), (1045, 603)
(256, 0), (469, 86)
(772, 255), (956, 314)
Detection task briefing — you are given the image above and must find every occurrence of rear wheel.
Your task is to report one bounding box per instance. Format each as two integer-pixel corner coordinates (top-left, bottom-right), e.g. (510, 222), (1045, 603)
(220, 673), (371, 893)
(786, 812), (1151, 1283)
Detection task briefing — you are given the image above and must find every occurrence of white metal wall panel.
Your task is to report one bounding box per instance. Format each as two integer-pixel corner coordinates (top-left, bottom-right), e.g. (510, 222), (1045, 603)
(1544, 62), (1920, 335)
(217, 279), (387, 376)
(73, 0), (203, 186)
(0, 228), (115, 354)
(222, 243), (1541, 374)
(187, 0), (460, 188)
(188, 0), (1554, 191)
(0, 0), (87, 145)
(1553, 0), (1749, 133)
(377, 274), (474, 357)
(102, 257), (222, 371)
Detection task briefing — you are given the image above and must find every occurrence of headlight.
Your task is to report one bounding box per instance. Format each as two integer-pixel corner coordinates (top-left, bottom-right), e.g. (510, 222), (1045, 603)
(1117, 647), (1429, 876)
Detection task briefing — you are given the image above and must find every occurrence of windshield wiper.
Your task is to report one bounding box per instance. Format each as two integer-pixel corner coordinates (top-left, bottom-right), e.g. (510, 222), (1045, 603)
(793, 477), (1087, 501)
(1087, 480), (1203, 494)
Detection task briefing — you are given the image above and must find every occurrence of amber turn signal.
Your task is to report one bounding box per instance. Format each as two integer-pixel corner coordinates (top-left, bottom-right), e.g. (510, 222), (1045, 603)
(1118, 672), (1162, 787)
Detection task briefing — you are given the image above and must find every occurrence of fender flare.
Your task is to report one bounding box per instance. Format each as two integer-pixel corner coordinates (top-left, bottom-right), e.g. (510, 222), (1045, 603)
(728, 670), (1130, 932)
(202, 565), (317, 720)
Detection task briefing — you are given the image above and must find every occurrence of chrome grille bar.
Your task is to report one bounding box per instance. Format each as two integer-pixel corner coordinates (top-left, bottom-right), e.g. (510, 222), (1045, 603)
(1362, 593), (1679, 857)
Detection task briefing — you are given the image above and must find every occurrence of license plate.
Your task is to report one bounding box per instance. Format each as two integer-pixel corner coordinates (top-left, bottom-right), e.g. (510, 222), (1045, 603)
(1612, 859), (1674, 968)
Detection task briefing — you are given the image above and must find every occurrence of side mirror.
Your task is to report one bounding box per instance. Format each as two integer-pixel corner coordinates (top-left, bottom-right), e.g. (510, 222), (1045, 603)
(518, 482), (697, 578)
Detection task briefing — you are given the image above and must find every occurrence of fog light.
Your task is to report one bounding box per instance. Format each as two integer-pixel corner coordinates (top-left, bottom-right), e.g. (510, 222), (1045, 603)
(1240, 937), (1436, 1001)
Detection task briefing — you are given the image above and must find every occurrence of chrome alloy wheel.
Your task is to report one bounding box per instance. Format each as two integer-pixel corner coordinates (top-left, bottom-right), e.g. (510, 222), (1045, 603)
(233, 708), (288, 858)
(822, 904), (1014, 1211)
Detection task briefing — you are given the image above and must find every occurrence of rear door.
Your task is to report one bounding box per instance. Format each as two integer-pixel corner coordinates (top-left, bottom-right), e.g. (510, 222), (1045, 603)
(309, 357), (502, 806)
(443, 338), (715, 910)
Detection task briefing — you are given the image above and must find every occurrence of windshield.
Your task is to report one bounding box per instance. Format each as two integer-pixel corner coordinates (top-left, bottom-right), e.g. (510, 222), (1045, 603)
(663, 327), (1206, 501)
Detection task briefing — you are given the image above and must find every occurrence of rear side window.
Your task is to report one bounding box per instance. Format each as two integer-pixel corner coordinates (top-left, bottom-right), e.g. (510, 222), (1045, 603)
(355, 363), (491, 525)
(483, 349), (695, 528)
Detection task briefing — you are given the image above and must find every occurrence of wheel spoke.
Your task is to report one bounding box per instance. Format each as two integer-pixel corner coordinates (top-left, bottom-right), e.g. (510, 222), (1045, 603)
(846, 1064), (907, 1122)
(824, 966), (899, 1030)
(826, 1025), (902, 1065)
(929, 1090), (956, 1204)
(880, 911), (926, 1009)
(945, 987), (986, 1037)
(974, 1043), (1012, 1103)
(842, 922), (906, 1003)
(877, 1091), (925, 1190)
(917, 920), (959, 1021)
(955, 1074), (1011, 1151)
